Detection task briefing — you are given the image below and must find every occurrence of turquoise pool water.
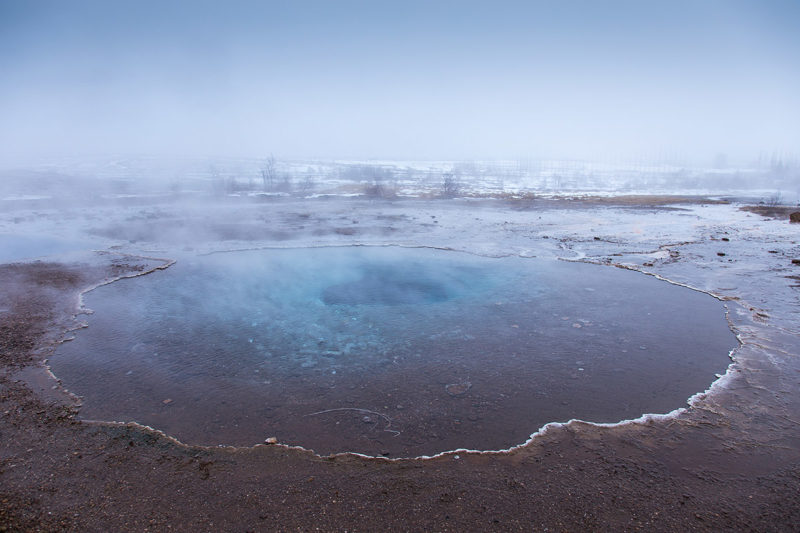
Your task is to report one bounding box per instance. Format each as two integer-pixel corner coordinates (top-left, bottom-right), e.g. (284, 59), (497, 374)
(51, 246), (736, 456)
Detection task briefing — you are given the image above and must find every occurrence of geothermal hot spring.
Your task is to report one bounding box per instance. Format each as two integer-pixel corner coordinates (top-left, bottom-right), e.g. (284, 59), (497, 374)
(51, 247), (736, 457)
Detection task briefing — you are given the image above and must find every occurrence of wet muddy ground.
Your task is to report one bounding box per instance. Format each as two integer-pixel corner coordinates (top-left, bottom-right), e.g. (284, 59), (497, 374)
(1, 196), (800, 531)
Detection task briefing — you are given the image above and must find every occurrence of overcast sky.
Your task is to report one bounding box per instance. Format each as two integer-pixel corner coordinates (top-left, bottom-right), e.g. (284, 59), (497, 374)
(1, 0), (798, 162)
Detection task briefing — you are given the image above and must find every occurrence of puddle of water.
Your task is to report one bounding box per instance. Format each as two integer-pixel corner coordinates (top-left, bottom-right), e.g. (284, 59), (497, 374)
(50, 246), (736, 457)
(0, 233), (95, 263)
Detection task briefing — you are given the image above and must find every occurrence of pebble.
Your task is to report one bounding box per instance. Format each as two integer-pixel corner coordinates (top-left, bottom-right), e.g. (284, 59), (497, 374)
(445, 382), (472, 396)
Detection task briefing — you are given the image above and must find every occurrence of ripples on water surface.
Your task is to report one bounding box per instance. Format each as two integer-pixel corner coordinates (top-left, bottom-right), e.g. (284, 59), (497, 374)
(52, 247), (736, 456)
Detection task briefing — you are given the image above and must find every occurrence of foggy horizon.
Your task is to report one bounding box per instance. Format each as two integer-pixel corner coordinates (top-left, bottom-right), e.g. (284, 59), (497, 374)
(1, 1), (799, 163)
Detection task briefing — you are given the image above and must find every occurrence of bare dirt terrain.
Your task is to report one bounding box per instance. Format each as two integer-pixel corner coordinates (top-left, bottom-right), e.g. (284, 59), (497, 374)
(1, 196), (799, 532)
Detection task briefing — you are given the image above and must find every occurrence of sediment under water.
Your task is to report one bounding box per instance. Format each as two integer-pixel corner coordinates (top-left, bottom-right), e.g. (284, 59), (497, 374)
(51, 246), (736, 457)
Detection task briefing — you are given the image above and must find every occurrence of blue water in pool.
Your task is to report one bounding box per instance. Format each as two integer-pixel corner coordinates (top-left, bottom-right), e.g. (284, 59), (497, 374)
(51, 246), (736, 456)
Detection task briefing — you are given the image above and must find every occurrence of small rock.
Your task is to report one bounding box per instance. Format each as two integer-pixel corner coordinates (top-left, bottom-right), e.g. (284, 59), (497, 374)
(446, 381), (472, 396)
(792, 259), (800, 265)
(265, 437), (278, 444)
(717, 252), (726, 257)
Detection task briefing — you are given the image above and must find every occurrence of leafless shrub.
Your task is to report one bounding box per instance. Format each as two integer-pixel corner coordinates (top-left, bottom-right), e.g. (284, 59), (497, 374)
(260, 155), (277, 191)
(363, 180), (396, 199)
(765, 191), (783, 207)
(298, 175), (316, 195)
(441, 172), (462, 198)
(361, 166), (396, 199)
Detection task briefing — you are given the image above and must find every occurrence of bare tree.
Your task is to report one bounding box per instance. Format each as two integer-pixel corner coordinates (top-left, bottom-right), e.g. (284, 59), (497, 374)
(441, 171), (462, 198)
(260, 155), (277, 191)
(363, 167), (396, 199)
(299, 174), (316, 195)
(765, 191), (783, 207)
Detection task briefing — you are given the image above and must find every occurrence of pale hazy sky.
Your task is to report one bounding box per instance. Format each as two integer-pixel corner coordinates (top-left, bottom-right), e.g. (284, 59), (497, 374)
(1, 0), (798, 161)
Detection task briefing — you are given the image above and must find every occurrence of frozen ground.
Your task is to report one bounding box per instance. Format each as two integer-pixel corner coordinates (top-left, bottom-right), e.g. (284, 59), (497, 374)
(2, 155), (797, 203)
(1, 193), (799, 530)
